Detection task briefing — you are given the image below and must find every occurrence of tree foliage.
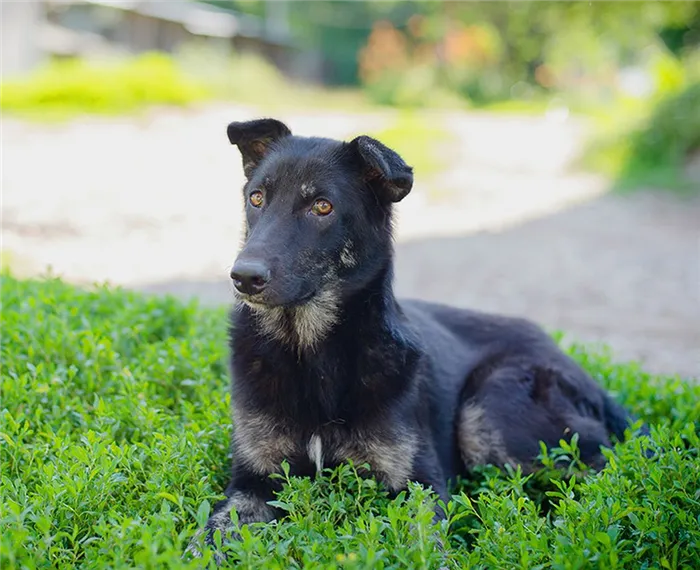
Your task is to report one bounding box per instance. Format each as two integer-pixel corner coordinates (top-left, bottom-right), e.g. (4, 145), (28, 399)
(204, 1), (699, 96)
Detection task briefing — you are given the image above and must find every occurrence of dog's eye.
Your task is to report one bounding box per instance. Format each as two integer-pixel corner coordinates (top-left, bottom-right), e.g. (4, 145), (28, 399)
(249, 191), (264, 208)
(311, 199), (333, 216)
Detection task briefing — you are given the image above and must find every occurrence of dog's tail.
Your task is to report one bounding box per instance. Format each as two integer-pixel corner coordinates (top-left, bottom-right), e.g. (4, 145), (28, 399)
(602, 394), (633, 441)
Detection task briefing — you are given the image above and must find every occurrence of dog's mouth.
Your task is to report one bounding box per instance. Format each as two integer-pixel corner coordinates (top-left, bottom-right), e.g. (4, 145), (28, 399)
(236, 290), (316, 310)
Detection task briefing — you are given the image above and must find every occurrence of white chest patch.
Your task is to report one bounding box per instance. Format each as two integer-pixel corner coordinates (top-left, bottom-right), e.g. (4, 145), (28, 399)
(307, 434), (324, 473)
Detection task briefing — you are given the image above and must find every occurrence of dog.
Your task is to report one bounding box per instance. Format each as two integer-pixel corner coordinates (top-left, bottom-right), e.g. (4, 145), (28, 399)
(187, 118), (639, 559)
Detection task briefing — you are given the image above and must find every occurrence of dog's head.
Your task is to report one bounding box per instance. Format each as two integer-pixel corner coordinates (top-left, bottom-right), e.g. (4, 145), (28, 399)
(227, 118), (413, 311)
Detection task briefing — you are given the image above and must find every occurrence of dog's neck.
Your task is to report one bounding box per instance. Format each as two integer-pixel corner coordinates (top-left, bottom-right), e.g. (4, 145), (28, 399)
(232, 262), (421, 425)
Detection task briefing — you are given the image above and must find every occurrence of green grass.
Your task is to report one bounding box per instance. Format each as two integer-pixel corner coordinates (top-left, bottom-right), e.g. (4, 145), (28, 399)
(1, 274), (698, 569)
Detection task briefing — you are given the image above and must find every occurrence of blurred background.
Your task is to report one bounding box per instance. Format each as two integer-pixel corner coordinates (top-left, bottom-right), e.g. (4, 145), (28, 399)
(2, 0), (698, 378)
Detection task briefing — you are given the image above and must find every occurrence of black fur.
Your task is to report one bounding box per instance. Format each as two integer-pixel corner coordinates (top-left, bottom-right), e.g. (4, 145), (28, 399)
(187, 118), (641, 558)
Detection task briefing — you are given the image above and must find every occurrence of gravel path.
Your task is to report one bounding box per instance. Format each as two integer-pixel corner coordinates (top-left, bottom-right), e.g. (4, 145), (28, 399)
(2, 105), (698, 379)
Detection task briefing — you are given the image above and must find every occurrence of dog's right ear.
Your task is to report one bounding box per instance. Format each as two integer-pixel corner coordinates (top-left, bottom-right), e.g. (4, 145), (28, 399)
(348, 135), (413, 203)
(226, 118), (292, 178)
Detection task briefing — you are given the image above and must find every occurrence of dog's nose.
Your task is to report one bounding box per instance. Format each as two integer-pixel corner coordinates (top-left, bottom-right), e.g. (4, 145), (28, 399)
(230, 260), (270, 295)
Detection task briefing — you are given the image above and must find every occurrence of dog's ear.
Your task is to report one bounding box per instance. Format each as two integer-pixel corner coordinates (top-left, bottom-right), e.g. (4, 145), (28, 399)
(349, 135), (413, 203)
(227, 118), (292, 178)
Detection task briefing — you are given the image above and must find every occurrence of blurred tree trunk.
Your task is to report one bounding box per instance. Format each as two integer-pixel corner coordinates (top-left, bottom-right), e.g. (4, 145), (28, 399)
(1, 0), (46, 78)
(265, 0), (290, 41)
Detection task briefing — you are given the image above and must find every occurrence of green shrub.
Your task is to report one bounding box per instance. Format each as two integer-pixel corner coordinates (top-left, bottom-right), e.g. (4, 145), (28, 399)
(617, 81), (700, 189)
(177, 44), (289, 106)
(1, 274), (698, 569)
(583, 70), (700, 192)
(0, 53), (210, 120)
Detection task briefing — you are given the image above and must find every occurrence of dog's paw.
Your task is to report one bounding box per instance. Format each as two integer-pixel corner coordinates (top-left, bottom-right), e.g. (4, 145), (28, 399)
(185, 492), (277, 564)
(184, 529), (210, 563)
(184, 525), (239, 566)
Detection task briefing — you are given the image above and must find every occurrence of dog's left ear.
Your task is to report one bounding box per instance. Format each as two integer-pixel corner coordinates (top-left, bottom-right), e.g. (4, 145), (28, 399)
(227, 118), (292, 178)
(349, 135), (413, 203)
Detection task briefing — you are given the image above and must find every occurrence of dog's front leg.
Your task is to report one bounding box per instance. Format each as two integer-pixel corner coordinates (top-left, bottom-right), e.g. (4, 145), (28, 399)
(409, 451), (450, 519)
(406, 455), (454, 568)
(186, 484), (277, 563)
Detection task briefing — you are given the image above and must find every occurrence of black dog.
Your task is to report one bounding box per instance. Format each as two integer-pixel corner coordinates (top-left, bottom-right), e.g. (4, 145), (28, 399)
(187, 118), (637, 558)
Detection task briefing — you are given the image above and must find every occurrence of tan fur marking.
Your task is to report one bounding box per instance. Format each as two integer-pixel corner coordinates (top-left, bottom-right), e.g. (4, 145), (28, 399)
(458, 403), (513, 470)
(291, 286), (340, 349)
(244, 285), (340, 351)
(232, 404), (295, 475)
(249, 304), (287, 343)
(338, 430), (418, 491)
(250, 141), (267, 155)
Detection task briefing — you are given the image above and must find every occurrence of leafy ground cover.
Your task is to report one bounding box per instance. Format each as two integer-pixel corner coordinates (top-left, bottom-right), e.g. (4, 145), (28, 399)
(1, 274), (698, 569)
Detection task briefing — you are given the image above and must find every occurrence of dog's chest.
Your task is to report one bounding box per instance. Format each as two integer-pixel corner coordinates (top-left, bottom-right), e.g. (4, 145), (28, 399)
(233, 409), (418, 491)
(304, 429), (417, 491)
